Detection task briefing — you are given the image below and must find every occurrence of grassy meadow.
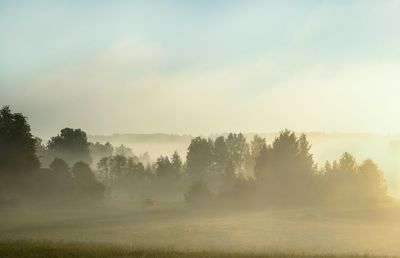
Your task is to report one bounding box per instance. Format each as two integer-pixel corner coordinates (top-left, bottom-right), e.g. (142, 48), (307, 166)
(0, 239), (396, 258)
(1, 202), (400, 257)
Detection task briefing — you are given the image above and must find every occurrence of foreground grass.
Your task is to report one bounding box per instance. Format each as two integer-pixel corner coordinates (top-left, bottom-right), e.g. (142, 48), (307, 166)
(0, 240), (396, 258)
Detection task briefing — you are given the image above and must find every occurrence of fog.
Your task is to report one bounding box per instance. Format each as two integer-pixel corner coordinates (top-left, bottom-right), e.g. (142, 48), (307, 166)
(1, 106), (400, 257)
(89, 132), (400, 196)
(2, 202), (400, 255)
(2, 1), (400, 257)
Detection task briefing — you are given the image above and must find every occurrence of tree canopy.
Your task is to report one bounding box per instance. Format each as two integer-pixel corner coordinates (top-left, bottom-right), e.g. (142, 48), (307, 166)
(0, 106), (40, 176)
(47, 128), (92, 165)
(0, 106), (390, 208)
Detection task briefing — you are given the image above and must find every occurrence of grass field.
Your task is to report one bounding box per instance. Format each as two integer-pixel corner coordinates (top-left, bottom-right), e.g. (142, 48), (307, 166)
(1, 202), (400, 257)
(0, 239), (396, 258)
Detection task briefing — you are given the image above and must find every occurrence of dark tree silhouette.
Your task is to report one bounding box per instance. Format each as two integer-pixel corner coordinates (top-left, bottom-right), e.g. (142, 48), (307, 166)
(171, 151), (182, 176)
(72, 162), (96, 183)
(89, 142), (114, 164)
(250, 134), (267, 161)
(97, 157), (111, 184)
(129, 161), (146, 177)
(225, 133), (250, 176)
(34, 137), (48, 163)
(47, 128), (92, 165)
(49, 158), (71, 178)
(213, 136), (229, 175)
(72, 161), (105, 200)
(254, 130), (316, 203)
(0, 106), (40, 176)
(0, 106), (390, 207)
(186, 137), (214, 180)
(254, 144), (272, 181)
(155, 156), (174, 179)
(109, 155), (128, 181)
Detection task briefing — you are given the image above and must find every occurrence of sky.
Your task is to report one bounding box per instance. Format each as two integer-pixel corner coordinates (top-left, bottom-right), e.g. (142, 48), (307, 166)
(1, 0), (400, 139)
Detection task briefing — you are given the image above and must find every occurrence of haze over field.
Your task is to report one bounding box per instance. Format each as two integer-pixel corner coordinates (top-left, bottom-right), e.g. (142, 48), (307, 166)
(1, 1), (400, 257)
(88, 132), (400, 196)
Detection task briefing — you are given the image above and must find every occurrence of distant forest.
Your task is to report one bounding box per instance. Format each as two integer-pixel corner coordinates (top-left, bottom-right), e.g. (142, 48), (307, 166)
(0, 106), (390, 208)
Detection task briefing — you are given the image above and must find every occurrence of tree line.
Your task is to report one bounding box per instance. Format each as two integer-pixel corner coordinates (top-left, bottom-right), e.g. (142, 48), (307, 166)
(0, 106), (389, 208)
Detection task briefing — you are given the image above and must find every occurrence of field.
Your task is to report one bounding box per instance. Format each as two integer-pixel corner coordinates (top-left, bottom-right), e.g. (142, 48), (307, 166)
(1, 202), (400, 257)
(0, 240), (396, 258)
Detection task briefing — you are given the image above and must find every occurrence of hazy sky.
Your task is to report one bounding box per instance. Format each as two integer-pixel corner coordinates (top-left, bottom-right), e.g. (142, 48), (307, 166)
(1, 0), (400, 138)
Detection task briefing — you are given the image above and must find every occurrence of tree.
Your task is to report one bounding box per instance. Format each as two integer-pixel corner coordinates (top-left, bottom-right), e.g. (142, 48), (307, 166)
(186, 137), (213, 180)
(109, 155), (128, 181)
(72, 161), (105, 200)
(323, 153), (361, 203)
(254, 144), (272, 181)
(213, 136), (229, 175)
(323, 154), (388, 203)
(155, 156), (173, 179)
(43, 158), (76, 202)
(97, 155), (149, 198)
(97, 155), (135, 185)
(97, 157), (111, 184)
(338, 152), (358, 172)
(270, 131), (315, 179)
(254, 130), (315, 203)
(89, 142), (114, 164)
(129, 161), (146, 177)
(114, 144), (134, 157)
(225, 133), (250, 176)
(324, 152), (358, 188)
(72, 162), (95, 183)
(49, 158), (71, 178)
(47, 128), (92, 165)
(357, 159), (387, 201)
(123, 157), (145, 193)
(34, 137), (49, 164)
(250, 134), (266, 161)
(0, 106), (40, 176)
(153, 155), (180, 195)
(296, 134), (316, 178)
(171, 151), (182, 176)
(249, 134), (267, 176)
